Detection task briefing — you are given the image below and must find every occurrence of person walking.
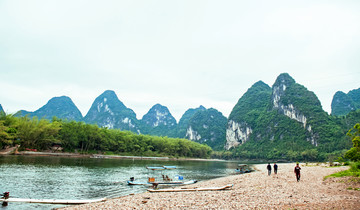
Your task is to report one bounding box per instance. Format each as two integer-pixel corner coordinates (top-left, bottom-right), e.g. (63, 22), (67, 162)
(294, 163), (301, 182)
(274, 163), (278, 174)
(267, 163), (272, 176)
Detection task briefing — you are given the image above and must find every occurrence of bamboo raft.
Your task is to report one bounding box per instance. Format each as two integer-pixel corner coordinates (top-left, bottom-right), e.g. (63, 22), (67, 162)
(146, 165), (177, 170)
(0, 197), (106, 205)
(147, 184), (233, 192)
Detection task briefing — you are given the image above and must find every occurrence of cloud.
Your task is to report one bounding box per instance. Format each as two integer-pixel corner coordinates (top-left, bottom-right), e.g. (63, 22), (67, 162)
(1, 0), (360, 121)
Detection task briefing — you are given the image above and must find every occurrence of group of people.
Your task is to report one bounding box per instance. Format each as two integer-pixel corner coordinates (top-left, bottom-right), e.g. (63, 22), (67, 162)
(266, 163), (302, 182)
(266, 163), (278, 176)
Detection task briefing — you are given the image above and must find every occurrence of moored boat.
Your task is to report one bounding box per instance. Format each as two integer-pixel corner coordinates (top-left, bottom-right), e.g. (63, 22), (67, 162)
(127, 180), (152, 185)
(148, 184), (233, 192)
(127, 174), (197, 186)
(235, 164), (253, 173)
(146, 165), (177, 170)
(127, 179), (197, 186)
(0, 197), (106, 205)
(163, 165), (176, 169)
(127, 165), (196, 186)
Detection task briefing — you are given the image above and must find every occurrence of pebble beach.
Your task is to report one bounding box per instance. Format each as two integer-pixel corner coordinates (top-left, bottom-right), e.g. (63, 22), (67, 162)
(61, 163), (360, 209)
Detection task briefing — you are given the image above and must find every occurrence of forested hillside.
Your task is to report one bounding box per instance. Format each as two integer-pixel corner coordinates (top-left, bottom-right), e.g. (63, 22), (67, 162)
(16, 96), (83, 121)
(185, 108), (227, 150)
(83, 90), (141, 133)
(223, 73), (357, 161)
(141, 103), (178, 137)
(331, 88), (360, 116)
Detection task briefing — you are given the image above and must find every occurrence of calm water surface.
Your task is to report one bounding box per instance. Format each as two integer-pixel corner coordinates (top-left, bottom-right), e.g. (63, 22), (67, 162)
(0, 155), (250, 210)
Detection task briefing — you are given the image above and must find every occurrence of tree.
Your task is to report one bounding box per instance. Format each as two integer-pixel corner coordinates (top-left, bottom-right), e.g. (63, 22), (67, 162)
(0, 113), (18, 148)
(344, 123), (360, 161)
(16, 116), (60, 150)
(0, 121), (11, 147)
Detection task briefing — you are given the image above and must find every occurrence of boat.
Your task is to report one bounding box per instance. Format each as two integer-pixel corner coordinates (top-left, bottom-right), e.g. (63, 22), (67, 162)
(148, 184), (233, 192)
(235, 164), (253, 173)
(146, 166), (166, 170)
(127, 180), (152, 186)
(0, 197), (106, 205)
(163, 165), (176, 170)
(146, 165), (177, 170)
(128, 165), (195, 186)
(127, 179), (197, 186)
(151, 180), (197, 185)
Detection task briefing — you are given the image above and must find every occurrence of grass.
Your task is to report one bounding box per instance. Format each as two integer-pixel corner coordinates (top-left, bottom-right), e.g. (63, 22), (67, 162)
(324, 162), (360, 179)
(324, 162), (360, 191)
(346, 187), (360, 191)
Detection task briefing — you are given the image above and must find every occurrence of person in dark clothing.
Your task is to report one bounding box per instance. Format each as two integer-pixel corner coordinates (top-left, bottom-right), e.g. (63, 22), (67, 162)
(294, 163), (301, 182)
(267, 163), (271, 176)
(274, 163), (278, 174)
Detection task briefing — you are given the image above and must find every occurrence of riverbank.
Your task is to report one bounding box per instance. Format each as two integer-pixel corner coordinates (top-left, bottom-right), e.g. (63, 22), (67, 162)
(60, 163), (359, 209)
(0, 148), (224, 161)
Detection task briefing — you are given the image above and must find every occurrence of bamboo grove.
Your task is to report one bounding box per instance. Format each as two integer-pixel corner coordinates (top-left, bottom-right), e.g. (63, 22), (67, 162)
(0, 112), (212, 158)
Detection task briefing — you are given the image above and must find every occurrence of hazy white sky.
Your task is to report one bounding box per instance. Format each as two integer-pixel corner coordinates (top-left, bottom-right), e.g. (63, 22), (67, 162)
(1, 0), (359, 121)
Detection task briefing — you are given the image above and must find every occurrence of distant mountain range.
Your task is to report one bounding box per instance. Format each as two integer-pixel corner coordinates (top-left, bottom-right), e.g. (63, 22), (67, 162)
(8, 73), (360, 154)
(13, 91), (227, 150)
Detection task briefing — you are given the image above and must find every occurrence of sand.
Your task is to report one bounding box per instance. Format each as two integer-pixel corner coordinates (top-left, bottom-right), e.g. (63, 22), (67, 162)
(60, 163), (360, 209)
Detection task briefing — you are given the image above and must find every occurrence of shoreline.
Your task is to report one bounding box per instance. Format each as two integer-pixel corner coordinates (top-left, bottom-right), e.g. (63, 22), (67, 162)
(0, 149), (225, 162)
(60, 163), (360, 209)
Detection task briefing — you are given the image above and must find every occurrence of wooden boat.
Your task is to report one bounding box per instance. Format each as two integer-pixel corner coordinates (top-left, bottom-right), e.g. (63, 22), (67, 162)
(163, 165), (176, 170)
(235, 164), (253, 173)
(146, 165), (177, 170)
(128, 165), (186, 186)
(0, 197), (106, 205)
(127, 180), (152, 185)
(148, 184), (233, 192)
(152, 180), (197, 185)
(127, 179), (197, 186)
(146, 166), (166, 170)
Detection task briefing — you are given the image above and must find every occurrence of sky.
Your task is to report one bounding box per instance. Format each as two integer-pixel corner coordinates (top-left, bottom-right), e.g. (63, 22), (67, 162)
(1, 0), (360, 121)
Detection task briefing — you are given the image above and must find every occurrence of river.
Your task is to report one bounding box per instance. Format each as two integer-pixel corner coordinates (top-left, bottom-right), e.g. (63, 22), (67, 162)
(0, 155), (251, 210)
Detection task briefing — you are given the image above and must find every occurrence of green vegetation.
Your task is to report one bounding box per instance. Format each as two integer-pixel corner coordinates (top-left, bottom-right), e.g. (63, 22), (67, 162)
(325, 162), (360, 179)
(0, 112), (212, 159)
(332, 88), (360, 116)
(325, 124), (360, 191)
(225, 110), (356, 161)
(177, 106), (206, 138)
(187, 108), (227, 150)
(222, 74), (357, 161)
(344, 123), (360, 161)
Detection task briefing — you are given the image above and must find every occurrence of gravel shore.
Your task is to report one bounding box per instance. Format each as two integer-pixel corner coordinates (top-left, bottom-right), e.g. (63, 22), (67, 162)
(61, 163), (360, 209)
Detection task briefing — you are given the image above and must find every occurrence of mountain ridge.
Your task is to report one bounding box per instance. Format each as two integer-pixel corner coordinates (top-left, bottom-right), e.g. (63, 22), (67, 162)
(7, 73), (360, 154)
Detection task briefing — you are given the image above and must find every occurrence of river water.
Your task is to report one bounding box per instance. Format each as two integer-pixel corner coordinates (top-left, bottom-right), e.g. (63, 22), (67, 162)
(0, 155), (250, 210)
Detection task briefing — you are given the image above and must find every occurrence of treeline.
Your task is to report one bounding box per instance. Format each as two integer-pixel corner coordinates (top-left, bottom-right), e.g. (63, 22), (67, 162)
(0, 112), (212, 158)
